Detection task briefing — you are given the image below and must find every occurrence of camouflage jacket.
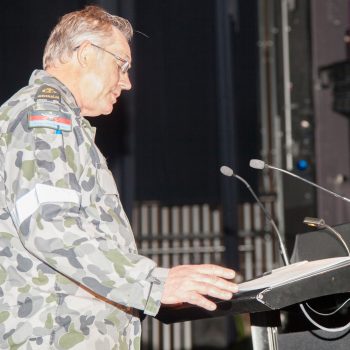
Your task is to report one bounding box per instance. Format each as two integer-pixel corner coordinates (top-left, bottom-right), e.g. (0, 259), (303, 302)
(0, 70), (168, 349)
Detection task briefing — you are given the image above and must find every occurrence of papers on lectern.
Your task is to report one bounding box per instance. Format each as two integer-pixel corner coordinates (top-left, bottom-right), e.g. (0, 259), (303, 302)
(238, 256), (350, 292)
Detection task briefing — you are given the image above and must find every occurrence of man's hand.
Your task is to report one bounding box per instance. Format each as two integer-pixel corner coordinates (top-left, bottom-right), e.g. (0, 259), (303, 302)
(161, 264), (238, 311)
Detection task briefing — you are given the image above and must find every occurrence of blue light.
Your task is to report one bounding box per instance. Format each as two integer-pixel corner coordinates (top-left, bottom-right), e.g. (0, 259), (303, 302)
(296, 159), (309, 171)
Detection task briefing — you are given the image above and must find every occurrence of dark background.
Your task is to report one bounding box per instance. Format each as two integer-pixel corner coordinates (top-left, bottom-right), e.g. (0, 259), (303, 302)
(0, 0), (259, 208)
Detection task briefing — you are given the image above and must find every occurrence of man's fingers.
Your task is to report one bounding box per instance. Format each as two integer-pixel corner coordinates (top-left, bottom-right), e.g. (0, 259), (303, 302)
(190, 264), (236, 279)
(186, 291), (217, 311)
(192, 281), (233, 300)
(191, 273), (238, 293)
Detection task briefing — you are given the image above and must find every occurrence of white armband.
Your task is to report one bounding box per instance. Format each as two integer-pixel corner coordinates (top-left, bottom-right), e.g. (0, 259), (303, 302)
(12, 184), (80, 225)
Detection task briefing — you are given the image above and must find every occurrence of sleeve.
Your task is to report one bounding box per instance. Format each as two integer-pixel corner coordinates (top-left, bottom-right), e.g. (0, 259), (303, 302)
(5, 118), (168, 316)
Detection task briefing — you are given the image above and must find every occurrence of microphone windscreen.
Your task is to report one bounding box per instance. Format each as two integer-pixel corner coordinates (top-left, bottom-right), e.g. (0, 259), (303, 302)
(220, 165), (234, 177)
(249, 159), (265, 169)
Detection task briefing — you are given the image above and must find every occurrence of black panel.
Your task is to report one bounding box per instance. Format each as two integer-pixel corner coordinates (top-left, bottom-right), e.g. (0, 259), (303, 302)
(310, 0), (350, 226)
(134, 0), (221, 205)
(233, 0), (260, 201)
(273, 1), (317, 246)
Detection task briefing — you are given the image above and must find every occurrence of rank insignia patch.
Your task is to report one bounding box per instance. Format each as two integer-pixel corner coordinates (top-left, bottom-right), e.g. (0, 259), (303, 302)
(34, 85), (61, 103)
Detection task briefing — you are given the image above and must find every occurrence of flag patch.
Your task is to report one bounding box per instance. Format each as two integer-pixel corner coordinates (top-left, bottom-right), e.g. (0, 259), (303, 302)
(28, 110), (72, 132)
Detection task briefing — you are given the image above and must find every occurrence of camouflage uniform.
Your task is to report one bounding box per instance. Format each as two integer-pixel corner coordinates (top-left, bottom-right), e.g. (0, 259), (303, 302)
(0, 70), (168, 349)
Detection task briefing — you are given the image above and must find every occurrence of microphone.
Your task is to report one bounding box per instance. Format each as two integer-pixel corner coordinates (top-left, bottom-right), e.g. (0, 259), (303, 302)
(250, 159), (350, 262)
(249, 160), (350, 332)
(249, 159), (350, 204)
(303, 217), (350, 256)
(220, 165), (289, 265)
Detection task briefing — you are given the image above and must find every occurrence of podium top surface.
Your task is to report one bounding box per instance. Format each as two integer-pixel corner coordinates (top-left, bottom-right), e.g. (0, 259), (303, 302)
(156, 257), (350, 324)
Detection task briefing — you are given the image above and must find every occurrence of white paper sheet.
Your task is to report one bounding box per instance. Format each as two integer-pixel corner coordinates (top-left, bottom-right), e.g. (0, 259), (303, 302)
(238, 256), (350, 292)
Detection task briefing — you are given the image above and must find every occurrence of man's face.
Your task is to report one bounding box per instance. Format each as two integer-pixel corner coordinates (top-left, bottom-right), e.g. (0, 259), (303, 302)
(79, 28), (132, 117)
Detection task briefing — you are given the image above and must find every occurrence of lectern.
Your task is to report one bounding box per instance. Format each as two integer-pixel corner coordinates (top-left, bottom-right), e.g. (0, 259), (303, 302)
(156, 224), (350, 349)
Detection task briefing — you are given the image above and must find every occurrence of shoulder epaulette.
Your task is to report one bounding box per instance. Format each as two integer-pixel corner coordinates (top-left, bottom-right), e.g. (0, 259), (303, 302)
(28, 84), (72, 132)
(34, 84), (61, 103)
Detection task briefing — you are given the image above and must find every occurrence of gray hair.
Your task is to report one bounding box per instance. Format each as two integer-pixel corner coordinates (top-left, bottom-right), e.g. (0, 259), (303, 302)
(43, 5), (133, 69)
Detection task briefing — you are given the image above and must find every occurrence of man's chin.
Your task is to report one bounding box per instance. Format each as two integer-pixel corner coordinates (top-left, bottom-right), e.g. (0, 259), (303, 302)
(84, 102), (115, 117)
(100, 104), (114, 116)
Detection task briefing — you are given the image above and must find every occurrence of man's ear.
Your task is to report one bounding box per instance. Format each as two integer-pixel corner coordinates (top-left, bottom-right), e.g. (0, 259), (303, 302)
(76, 41), (93, 67)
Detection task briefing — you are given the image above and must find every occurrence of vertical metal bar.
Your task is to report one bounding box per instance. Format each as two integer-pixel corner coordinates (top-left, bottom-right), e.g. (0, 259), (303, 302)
(281, 0), (293, 170)
(267, 327), (279, 350)
(264, 201), (274, 271)
(182, 206), (191, 264)
(253, 204), (264, 276)
(161, 207), (170, 268)
(251, 312), (280, 350)
(258, 0), (286, 252)
(258, 0), (271, 175)
(171, 206), (182, 350)
(182, 206), (192, 349)
(213, 209), (222, 263)
(243, 203), (253, 280)
(202, 204), (211, 264)
(140, 204), (150, 348)
(267, 0), (286, 248)
(161, 207), (172, 350)
(192, 205), (201, 263)
(151, 204), (160, 349)
(251, 325), (279, 350)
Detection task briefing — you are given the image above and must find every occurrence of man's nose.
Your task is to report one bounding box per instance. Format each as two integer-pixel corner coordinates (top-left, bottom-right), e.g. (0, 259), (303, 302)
(120, 72), (132, 90)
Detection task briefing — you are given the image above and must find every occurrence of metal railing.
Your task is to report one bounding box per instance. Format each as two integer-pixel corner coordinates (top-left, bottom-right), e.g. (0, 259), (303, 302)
(132, 202), (280, 349)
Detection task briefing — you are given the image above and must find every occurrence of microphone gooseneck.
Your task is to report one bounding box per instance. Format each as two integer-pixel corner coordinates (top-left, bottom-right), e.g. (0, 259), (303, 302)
(303, 217), (350, 256)
(220, 165), (289, 266)
(249, 159), (350, 203)
(249, 159), (350, 331)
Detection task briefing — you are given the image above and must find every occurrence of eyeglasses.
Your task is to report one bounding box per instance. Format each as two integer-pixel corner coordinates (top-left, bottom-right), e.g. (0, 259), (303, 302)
(90, 43), (131, 74)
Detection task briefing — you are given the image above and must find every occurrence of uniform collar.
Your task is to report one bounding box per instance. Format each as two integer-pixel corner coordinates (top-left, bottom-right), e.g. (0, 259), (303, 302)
(29, 69), (81, 116)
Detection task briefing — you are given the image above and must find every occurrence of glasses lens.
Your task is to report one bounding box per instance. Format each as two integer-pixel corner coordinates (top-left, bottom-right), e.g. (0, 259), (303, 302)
(121, 61), (130, 74)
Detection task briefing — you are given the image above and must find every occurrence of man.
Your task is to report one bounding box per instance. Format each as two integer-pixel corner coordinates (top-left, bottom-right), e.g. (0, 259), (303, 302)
(0, 6), (238, 349)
